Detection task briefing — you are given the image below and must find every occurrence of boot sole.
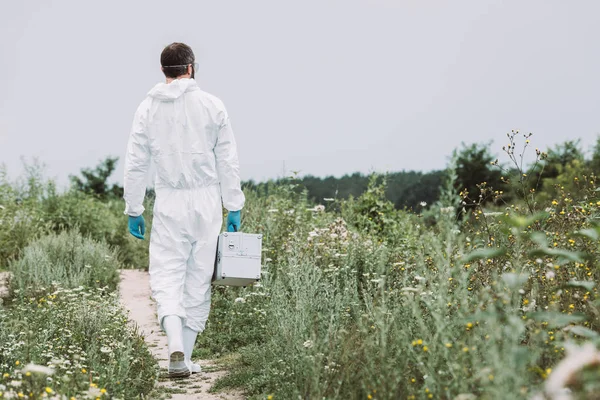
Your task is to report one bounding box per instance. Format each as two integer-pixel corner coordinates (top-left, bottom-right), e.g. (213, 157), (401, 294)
(168, 351), (190, 378)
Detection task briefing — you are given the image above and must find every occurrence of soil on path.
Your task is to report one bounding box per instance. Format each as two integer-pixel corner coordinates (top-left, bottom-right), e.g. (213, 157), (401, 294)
(0, 271), (9, 299)
(119, 269), (244, 400)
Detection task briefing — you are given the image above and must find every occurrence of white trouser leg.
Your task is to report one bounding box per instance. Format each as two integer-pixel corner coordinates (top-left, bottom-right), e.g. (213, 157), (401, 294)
(149, 201), (191, 329)
(183, 186), (221, 332)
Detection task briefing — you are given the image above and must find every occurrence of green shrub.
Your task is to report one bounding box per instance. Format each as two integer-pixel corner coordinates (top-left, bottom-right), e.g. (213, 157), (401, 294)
(0, 164), (151, 270)
(8, 230), (120, 295)
(40, 188), (152, 268)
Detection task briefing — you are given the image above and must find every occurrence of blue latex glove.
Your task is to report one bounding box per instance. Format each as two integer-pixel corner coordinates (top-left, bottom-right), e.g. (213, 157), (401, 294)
(128, 215), (145, 240)
(227, 210), (241, 232)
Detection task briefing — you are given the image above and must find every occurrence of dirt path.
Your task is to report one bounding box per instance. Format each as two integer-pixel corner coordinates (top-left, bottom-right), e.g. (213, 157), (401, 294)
(119, 269), (244, 400)
(0, 272), (9, 299)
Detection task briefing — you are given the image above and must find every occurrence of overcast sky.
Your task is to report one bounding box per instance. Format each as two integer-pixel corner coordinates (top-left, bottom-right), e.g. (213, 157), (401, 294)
(1, 0), (598, 187)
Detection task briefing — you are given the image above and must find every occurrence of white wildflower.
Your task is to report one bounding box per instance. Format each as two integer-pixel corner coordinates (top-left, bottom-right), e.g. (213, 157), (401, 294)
(420, 201), (427, 207)
(22, 364), (55, 375)
(323, 198), (335, 202)
(546, 270), (555, 280)
(86, 386), (102, 398)
(234, 297), (245, 303)
(522, 299), (536, 312)
(303, 340), (314, 349)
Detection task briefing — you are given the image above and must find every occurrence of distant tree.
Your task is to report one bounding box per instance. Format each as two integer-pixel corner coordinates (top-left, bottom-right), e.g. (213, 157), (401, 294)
(536, 140), (584, 182)
(287, 170), (444, 211)
(590, 135), (600, 175)
(455, 142), (503, 210)
(532, 139), (596, 205)
(301, 173), (370, 204)
(386, 170), (444, 210)
(70, 157), (123, 199)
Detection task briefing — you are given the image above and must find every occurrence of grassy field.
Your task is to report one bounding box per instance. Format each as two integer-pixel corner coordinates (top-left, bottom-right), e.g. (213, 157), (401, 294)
(1, 139), (599, 399)
(200, 176), (600, 400)
(0, 231), (156, 399)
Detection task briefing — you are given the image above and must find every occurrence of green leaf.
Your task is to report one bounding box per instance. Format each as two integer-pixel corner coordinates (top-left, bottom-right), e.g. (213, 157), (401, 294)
(529, 232), (547, 247)
(529, 247), (585, 263)
(528, 312), (586, 328)
(461, 247), (507, 263)
(564, 325), (599, 339)
(573, 228), (600, 242)
(566, 280), (595, 291)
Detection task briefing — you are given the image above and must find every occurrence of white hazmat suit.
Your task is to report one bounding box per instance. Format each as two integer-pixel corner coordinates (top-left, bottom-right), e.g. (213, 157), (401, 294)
(123, 78), (245, 373)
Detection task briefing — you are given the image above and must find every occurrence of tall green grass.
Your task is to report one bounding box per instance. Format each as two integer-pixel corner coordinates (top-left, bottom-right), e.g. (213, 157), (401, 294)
(0, 230), (157, 399)
(8, 230), (120, 294)
(204, 177), (600, 399)
(0, 165), (151, 269)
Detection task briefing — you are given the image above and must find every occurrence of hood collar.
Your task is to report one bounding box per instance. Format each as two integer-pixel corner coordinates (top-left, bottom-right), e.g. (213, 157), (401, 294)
(148, 78), (199, 100)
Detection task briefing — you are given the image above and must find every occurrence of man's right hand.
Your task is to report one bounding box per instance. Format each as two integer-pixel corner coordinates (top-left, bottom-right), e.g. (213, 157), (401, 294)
(226, 210), (241, 232)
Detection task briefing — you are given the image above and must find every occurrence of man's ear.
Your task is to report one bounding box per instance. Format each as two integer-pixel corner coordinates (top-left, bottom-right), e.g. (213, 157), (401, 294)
(188, 65), (193, 76)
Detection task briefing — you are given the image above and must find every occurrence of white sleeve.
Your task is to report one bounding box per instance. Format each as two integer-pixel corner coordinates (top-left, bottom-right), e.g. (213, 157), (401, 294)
(214, 109), (245, 211)
(123, 102), (151, 216)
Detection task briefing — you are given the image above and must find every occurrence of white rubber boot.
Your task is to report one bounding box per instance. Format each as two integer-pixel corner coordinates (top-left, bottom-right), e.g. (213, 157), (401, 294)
(163, 316), (190, 378)
(183, 326), (201, 373)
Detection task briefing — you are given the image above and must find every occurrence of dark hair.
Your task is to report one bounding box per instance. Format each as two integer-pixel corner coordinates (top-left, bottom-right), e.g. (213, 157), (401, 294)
(161, 42), (195, 78)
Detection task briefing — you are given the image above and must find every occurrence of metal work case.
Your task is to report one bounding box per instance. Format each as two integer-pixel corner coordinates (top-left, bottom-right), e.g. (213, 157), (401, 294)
(212, 232), (262, 286)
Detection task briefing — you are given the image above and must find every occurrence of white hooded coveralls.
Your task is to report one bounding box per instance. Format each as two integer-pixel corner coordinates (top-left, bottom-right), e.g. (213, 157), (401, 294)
(124, 78), (245, 332)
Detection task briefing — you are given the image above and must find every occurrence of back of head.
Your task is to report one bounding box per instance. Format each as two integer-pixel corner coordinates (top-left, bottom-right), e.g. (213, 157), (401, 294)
(161, 43), (195, 78)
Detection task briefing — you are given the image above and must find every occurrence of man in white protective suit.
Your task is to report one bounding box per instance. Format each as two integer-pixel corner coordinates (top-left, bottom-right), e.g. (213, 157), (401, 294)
(123, 42), (245, 378)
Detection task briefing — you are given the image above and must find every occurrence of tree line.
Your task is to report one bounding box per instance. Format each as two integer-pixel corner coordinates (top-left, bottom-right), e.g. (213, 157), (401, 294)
(69, 135), (600, 210)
